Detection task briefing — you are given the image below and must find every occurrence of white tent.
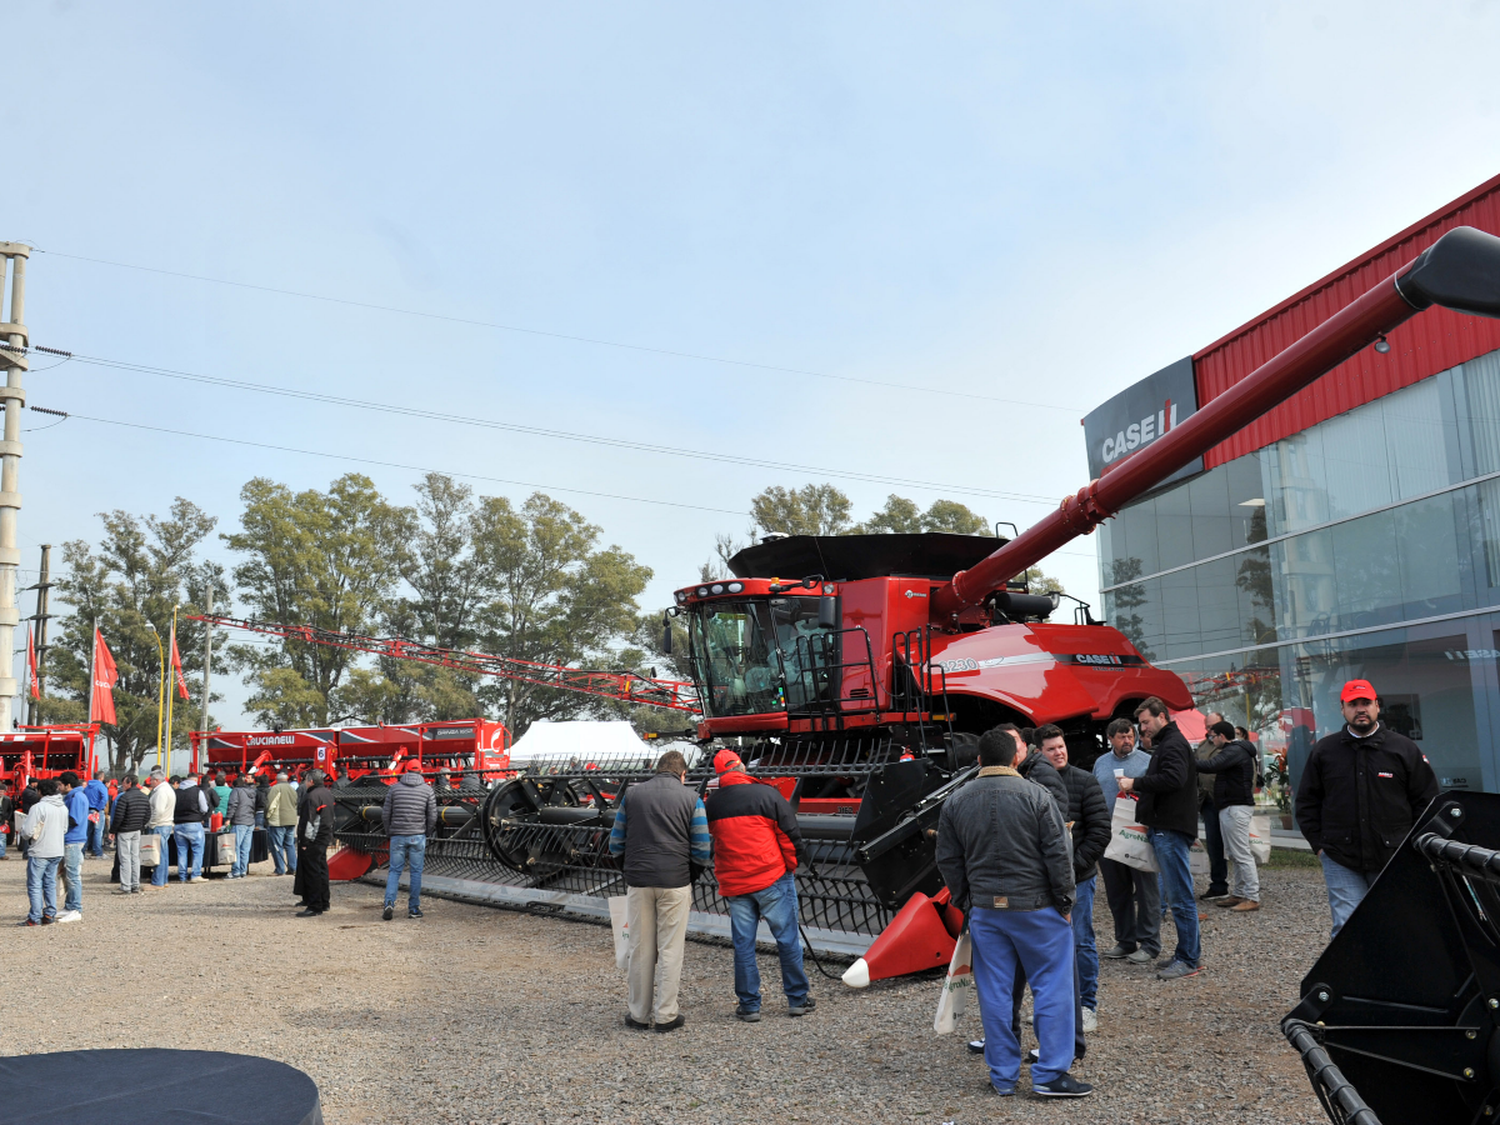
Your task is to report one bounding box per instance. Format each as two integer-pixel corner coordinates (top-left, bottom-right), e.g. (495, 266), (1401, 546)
(506, 719), (657, 768)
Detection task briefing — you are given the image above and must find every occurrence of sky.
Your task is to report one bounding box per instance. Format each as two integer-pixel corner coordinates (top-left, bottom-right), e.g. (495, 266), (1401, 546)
(6, 0), (1500, 731)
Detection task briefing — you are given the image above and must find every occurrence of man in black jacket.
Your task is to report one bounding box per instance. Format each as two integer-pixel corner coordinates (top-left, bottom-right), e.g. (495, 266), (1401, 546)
(1038, 725), (1111, 1029)
(937, 728), (1090, 1098)
(1295, 679), (1439, 937)
(294, 771), (336, 917)
(1119, 697), (1201, 980)
(1196, 721), (1261, 912)
(109, 774), (151, 894)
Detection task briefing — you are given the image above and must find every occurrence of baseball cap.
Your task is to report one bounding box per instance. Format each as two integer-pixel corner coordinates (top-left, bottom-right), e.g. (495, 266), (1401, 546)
(1340, 679), (1377, 703)
(713, 749), (745, 775)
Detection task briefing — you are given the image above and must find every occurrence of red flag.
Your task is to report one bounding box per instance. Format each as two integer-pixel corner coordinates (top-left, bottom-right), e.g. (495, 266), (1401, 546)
(26, 625), (38, 700)
(91, 629), (119, 725)
(170, 630), (190, 701)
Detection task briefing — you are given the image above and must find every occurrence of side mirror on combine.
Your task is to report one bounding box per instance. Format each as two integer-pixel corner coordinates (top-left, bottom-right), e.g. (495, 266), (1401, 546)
(662, 611), (673, 655)
(818, 595), (839, 630)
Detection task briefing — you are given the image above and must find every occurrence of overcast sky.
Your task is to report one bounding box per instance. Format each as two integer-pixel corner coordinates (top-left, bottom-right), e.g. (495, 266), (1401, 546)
(7, 1), (1500, 730)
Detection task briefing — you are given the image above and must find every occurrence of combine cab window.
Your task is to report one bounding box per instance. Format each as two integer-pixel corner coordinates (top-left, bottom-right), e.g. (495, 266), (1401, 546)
(688, 597), (829, 717)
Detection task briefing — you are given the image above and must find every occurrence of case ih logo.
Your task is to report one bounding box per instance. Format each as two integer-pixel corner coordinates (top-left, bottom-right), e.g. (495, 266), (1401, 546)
(1100, 401), (1180, 466)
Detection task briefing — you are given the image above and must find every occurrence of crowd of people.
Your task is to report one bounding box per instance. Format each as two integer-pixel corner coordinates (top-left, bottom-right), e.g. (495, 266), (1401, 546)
(6, 677), (1442, 1103)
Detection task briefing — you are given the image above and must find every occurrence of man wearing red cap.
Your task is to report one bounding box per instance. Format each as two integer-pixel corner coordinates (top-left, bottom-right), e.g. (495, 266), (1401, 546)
(704, 749), (813, 1021)
(1295, 679), (1439, 936)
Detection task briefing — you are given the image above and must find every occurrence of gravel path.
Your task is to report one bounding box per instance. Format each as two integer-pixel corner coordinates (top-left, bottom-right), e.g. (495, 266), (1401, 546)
(3, 852), (1335, 1124)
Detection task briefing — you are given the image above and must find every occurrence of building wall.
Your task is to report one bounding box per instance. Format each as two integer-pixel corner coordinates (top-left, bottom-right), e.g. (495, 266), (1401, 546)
(1099, 349), (1500, 792)
(1193, 173), (1500, 469)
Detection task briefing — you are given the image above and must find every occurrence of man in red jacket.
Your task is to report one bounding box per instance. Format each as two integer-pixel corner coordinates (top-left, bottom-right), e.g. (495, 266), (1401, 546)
(705, 750), (814, 1022)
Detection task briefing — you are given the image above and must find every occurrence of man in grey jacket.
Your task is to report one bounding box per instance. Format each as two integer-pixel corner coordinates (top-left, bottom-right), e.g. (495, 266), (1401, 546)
(224, 775), (259, 879)
(937, 729), (1091, 1099)
(19, 779), (67, 925)
(381, 764), (437, 921)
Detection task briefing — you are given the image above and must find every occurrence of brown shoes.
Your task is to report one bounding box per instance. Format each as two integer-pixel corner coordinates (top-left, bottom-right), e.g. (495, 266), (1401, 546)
(1230, 899), (1261, 912)
(1214, 896), (1246, 908)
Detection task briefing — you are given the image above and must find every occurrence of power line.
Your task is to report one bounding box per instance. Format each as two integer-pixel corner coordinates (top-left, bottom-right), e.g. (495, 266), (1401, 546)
(34, 247), (1076, 412)
(57, 351), (1060, 505)
(66, 414), (751, 517)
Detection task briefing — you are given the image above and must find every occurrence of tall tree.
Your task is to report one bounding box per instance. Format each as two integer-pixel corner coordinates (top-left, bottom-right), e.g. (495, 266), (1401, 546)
(43, 500), (229, 772)
(856, 495), (923, 534)
(224, 473), (412, 727)
(750, 484), (853, 536)
(470, 492), (652, 736)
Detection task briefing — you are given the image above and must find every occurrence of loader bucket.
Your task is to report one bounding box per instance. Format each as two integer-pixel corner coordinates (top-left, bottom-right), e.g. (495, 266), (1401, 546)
(1283, 790), (1500, 1124)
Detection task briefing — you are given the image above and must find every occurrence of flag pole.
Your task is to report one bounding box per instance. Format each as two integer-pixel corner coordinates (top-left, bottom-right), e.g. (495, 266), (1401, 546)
(86, 617), (98, 775)
(165, 605), (179, 775)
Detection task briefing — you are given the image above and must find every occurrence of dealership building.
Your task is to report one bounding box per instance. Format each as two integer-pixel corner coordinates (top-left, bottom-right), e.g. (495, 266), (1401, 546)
(1085, 174), (1500, 793)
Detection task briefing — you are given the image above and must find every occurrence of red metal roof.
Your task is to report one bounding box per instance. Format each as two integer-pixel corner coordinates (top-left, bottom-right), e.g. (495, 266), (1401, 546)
(1194, 172), (1500, 468)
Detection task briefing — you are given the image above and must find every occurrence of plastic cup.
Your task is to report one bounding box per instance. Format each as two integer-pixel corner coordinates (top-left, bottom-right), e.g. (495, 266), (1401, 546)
(1114, 769), (1125, 779)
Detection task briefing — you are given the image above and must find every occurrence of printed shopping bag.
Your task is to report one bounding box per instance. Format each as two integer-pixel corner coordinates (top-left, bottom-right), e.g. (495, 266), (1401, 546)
(1249, 810), (1273, 865)
(608, 895), (630, 972)
(1103, 795), (1158, 873)
(933, 931), (973, 1034)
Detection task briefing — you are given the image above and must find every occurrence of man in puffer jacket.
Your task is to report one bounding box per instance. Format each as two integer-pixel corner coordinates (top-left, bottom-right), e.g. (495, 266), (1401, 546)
(109, 774), (152, 894)
(381, 764), (437, 921)
(224, 775), (259, 879)
(704, 750), (811, 1022)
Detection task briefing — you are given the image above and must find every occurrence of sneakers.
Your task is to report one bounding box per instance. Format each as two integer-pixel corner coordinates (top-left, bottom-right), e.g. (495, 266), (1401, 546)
(1198, 888), (1229, 901)
(16, 918), (37, 926)
(1157, 960), (1202, 981)
(1230, 899), (1261, 912)
(1100, 944), (1133, 959)
(1125, 949), (1155, 964)
(409, 907), (424, 919)
(734, 1006), (762, 1023)
(654, 1014), (686, 1033)
(295, 908), (324, 918)
(788, 997), (817, 1017)
(112, 888), (132, 895)
(382, 905), (394, 922)
(56, 910), (82, 924)
(967, 1038), (985, 1055)
(1214, 896), (1246, 908)
(624, 1014), (651, 1031)
(1081, 1006), (1098, 1033)
(991, 1084), (1016, 1097)
(1033, 1072), (1093, 1098)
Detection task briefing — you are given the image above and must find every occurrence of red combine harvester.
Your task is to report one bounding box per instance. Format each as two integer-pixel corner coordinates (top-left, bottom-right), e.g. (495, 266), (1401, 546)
(0, 724), (102, 790)
(196, 227), (1500, 1123)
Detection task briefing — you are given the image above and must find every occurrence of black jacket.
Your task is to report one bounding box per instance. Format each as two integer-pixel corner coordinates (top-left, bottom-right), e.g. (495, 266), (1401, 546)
(936, 768), (1074, 916)
(1196, 739), (1257, 808)
(110, 787), (151, 834)
(297, 784), (336, 848)
(1133, 721), (1199, 837)
(1295, 724), (1439, 874)
(1016, 753), (1068, 817)
(1058, 765), (1111, 881)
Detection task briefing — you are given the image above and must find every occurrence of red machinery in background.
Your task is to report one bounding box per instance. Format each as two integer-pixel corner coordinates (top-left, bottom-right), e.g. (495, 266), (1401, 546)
(0, 724), (103, 789)
(190, 718), (512, 782)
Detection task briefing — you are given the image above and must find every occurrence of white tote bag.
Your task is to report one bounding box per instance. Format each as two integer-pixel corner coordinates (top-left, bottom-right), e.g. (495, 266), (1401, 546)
(1103, 795), (1159, 873)
(608, 895), (631, 973)
(1249, 810), (1273, 865)
(933, 931), (973, 1035)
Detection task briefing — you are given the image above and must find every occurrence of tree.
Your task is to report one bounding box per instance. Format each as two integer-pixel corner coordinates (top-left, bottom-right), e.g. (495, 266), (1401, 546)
(855, 495), (991, 535)
(921, 499), (990, 536)
(856, 495), (922, 534)
(1023, 567), (1065, 597)
(224, 473), (412, 727)
(43, 500), (230, 772)
(470, 493), (652, 736)
(750, 484), (853, 536)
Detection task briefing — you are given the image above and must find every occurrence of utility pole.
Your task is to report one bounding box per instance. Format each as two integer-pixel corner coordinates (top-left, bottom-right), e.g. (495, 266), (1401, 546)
(0, 243), (29, 731)
(28, 543), (50, 726)
(201, 587), (213, 740)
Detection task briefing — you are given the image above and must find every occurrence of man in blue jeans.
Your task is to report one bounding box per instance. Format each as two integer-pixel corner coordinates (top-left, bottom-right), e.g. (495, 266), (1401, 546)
(83, 770), (111, 857)
(57, 772), (89, 922)
(703, 750), (813, 1021)
(172, 774), (210, 883)
(19, 779), (67, 925)
(1119, 697), (1202, 981)
(381, 763), (437, 920)
(145, 772), (177, 887)
(265, 772), (300, 877)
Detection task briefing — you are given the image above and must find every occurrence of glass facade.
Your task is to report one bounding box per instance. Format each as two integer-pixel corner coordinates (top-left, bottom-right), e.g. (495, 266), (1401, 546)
(1098, 350), (1500, 793)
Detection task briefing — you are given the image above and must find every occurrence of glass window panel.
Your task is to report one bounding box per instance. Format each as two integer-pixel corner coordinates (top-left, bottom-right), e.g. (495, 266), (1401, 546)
(1272, 527), (1336, 639)
(1266, 429), (1328, 534)
(1319, 401), (1394, 520)
(1234, 544), (1276, 647)
(1192, 556), (1241, 654)
(1394, 492), (1463, 613)
(1155, 479), (1196, 571)
(1188, 465), (1233, 560)
(1104, 568), (1161, 662)
(1110, 495), (1159, 579)
(1328, 510), (1402, 631)
(1386, 379), (1455, 499)
(1477, 478), (1500, 589)
(1225, 453), (1269, 545)
(1464, 351), (1500, 475)
(1159, 567), (1201, 660)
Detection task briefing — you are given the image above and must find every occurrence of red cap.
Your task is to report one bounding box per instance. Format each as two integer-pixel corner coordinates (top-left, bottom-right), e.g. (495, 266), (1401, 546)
(713, 749), (745, 775)
(1340, 679), (1377, 703)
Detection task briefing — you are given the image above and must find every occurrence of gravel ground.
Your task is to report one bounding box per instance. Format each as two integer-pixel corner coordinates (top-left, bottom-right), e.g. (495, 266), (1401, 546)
(3, 851), (1335, 1125)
